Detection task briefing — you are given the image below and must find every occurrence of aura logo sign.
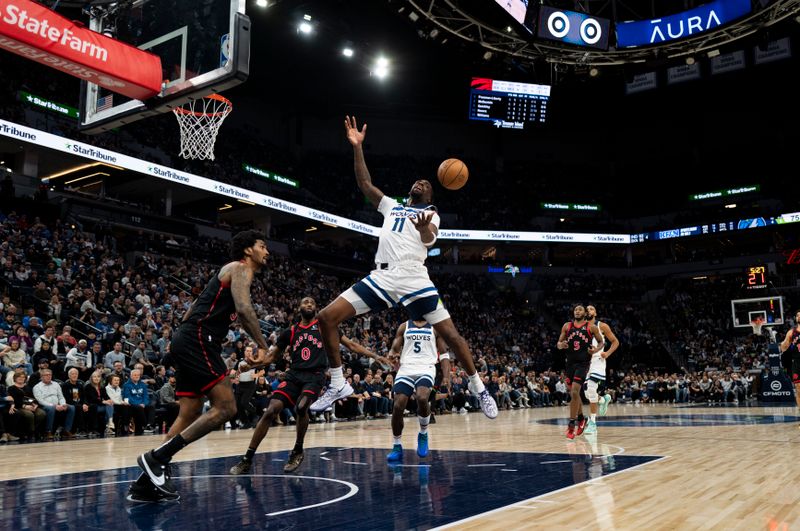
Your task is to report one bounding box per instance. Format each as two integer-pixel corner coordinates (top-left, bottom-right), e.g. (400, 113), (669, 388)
(615, 0), (751, 48)
(536, 6), (610, 50)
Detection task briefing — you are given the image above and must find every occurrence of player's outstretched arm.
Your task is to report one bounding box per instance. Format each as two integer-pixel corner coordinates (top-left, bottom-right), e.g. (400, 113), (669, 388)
(230, 263), (269, 352)
(344, 115), (384, 207)
(436, 336), (452, 391)
(341, 335), (391, 366)
(600, 322), (620, 359)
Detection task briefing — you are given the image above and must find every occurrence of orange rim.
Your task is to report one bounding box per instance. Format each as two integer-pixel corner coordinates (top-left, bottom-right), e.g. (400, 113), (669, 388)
(173, 93), (233, 117)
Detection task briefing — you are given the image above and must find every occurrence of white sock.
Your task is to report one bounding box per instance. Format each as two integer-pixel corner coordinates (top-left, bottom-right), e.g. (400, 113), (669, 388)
(330, 366), (345, 388)
(468, 373), (485, 393)
(418, 415), (430, 434)
(590, 413), (596, 422)
(393, 436), (402, 446)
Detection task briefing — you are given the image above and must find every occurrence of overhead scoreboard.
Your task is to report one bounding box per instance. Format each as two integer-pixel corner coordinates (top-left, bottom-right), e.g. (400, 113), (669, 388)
(468, 77), (550, 129)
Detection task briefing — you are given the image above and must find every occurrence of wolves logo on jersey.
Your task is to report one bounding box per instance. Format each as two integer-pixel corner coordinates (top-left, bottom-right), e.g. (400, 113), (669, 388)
(400, 320), (439, 373)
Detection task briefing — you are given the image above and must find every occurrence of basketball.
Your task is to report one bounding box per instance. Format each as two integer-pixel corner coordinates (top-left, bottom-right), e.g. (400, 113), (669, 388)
(437, 158), (469, 190)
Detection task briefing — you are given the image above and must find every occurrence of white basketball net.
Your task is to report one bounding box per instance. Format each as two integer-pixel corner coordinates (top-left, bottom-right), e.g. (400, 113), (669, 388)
(173, 94), (232, 160)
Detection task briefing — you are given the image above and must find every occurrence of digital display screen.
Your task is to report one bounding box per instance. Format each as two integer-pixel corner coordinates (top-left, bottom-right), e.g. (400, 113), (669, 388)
(468, 77), (550, 129)
(628, 214), (798, 243)
(536, 6), (611, 50)
(494, 0), (530, 25)
(745, 265), (767, 290)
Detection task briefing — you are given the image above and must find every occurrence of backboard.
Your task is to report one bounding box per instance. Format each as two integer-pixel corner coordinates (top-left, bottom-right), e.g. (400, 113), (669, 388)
(731, 296), (784, 328)
(79, 0), (249, 134)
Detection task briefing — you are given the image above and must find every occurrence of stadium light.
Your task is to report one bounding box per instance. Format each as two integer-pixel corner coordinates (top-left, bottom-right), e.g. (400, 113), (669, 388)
(298, 15), (313, 35)
(373, 57), (390, 79)
(255, 0), (268, 7)
(342, 47), (354, 58)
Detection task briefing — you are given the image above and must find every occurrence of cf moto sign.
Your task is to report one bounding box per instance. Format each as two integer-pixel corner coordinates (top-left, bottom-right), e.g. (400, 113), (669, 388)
(536, 6), (610, 51)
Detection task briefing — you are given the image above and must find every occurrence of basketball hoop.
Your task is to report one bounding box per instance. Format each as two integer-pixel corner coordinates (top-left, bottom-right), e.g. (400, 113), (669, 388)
(750, 318), (764, 336)
(173, 94), (232, 160)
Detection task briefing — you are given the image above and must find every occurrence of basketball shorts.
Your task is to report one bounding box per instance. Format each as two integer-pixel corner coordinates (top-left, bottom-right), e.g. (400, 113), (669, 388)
(171, 330), (228, 398)
(588, 357), (607, 384)
(393, 368), (436, 397)
(272, 370), (327, 408)
(341, 263), (450, 324)
(565, 358), (590, 386)
(792, 352), (800, 385)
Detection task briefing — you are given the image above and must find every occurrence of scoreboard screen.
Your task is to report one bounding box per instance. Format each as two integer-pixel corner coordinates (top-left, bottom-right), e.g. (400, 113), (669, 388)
(468, 77), (550, 129)
(745, 265), (767, 290)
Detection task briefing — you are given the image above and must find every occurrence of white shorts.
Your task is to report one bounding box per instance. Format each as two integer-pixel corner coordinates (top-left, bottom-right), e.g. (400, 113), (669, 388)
(341, 263), (451, 324)
(393, 367), (436, 396)
(588, 355), (606, 382)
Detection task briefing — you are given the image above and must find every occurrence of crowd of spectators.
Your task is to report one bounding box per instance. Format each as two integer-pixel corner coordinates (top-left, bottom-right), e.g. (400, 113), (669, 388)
(0, 206), (795, 444)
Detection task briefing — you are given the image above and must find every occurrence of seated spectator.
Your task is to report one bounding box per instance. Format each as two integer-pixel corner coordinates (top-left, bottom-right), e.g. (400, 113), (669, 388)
(104, 342), (126, 368)
(105, 374), (129, 436)
(84, 371), (114, 435)
(2, 338), (32, 376)
(109, 360), (129, 385)
(32, 368), (75, 440)
(7, 371), (44, 441)
(157, 374), (179, 431)
(61, 368), (89, 434)
(122, 368), (149, 435)
(65, 339), (93, 381)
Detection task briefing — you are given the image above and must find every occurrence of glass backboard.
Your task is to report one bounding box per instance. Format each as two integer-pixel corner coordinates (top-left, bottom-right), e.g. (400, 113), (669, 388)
(79, 0), (249, 133)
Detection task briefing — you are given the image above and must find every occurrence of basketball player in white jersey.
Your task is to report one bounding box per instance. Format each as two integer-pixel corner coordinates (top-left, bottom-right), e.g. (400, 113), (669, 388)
(309, 116), (498, 420)
(386, 319), (451, 461)
(584, 305), (619, 435)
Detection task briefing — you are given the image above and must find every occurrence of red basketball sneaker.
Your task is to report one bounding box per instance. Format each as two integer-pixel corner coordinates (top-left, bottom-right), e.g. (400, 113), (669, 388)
(575, 416), (588, 436)
(566, 423), (576, 440)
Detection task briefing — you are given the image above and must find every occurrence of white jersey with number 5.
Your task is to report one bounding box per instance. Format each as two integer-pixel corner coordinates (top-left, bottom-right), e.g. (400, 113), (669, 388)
(376, 196), (440, 264)
(400, 321), (439, 374)
(589, 321), (607, 381)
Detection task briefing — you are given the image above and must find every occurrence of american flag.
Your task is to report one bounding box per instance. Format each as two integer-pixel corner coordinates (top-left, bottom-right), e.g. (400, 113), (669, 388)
(96, 94), (114, 112)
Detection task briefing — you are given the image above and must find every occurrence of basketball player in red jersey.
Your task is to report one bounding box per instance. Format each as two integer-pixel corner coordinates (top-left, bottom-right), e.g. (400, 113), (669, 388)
(779, 310), (800, 411)
(229, 296), (387, 474)
(557, 305), (604, 440)
(132, 230), (270, 502)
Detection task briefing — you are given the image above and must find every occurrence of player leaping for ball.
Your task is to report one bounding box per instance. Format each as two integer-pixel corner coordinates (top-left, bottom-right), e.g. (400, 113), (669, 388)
(583, 305), (620, 435)
(310, 116), (498, 419)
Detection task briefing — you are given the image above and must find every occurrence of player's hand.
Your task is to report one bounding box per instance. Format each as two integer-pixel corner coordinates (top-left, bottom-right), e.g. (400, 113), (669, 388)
(377, 356), (392, 367)
(247, 347), (269, 367)
(344, 115), (367, 146)
(601, 351), (610, 359)
(557, 340), (568, 350)
(441, 376), (451, 393)
(410, 212), (433, 232)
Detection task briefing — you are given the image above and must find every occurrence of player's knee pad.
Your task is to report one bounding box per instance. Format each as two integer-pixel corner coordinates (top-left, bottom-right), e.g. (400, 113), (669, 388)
(585, 381), (599, 403)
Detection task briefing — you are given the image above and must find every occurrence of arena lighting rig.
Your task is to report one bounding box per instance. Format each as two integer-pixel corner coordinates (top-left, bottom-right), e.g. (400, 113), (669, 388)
(400, 0), (800, 67)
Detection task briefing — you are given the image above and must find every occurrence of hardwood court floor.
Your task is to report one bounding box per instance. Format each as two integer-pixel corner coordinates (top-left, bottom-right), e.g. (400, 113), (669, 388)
(1, 402), (799, 530)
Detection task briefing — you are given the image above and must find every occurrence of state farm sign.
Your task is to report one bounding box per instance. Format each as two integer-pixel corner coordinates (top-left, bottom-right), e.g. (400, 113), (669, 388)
(0, 0), (161, 100)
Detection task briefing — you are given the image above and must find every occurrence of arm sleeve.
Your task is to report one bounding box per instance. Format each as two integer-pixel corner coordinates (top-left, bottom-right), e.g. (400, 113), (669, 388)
(377, 195), (399, 217)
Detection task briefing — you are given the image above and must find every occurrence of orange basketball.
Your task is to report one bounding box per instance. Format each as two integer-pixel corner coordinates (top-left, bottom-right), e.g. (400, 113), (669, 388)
(437, 158), (469, 190)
